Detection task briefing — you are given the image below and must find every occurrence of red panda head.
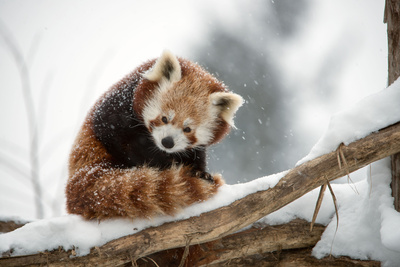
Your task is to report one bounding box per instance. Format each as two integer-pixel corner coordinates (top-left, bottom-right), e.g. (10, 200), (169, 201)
(136, 51), (243, 153)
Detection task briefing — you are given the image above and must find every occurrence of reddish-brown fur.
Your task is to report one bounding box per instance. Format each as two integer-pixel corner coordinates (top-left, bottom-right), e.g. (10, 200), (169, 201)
(66, 115), (224, 219)
(66, 55), (232, 220)
(133, 58), (231, 145)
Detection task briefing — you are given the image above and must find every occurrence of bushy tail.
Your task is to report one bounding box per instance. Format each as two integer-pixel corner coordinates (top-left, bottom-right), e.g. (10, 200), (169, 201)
(66, 164), (224, 220)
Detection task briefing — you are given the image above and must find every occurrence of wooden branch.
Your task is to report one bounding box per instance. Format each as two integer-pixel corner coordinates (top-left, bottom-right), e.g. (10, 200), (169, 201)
(135, 219), (326, 266)
(0, 220), (27, 233)
(215, 248), (381, 267)
(2, 122), (400, 266)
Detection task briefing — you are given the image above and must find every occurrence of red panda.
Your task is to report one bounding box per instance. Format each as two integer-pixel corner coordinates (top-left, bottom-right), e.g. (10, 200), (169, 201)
(66, 51), (243, 220)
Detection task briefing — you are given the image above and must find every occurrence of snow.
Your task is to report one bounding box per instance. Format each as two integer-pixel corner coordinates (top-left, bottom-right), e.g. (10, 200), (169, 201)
(298, 77), (400, 165)
(312, 159), (400, 266)
(1, 79), (400, 265)
(381, 206), (400, 253)
(0, 171), (286, 257)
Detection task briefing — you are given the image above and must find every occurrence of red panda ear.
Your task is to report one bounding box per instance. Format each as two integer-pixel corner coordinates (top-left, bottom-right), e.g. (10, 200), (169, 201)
(143, 50), (182, 83)
(210, 92), (244, 127)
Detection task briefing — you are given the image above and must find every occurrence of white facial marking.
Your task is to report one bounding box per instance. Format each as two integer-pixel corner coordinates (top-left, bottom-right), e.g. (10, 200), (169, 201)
(168, 110), (175, 121)
(152, 124), (190, 153)
(183, 118), (193, 127)
(142, 98), (162, 128)
(142, 80), (175, 128)
(195, 123), (214, 145)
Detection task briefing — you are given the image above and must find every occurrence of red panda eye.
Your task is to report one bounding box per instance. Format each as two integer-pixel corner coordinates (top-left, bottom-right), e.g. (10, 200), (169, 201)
(161, 116), (168, 124)
(183, 127), (191, 133)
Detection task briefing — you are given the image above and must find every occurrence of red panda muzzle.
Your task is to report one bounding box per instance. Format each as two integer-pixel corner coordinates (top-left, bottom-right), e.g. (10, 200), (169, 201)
(161, 136), (174, 149)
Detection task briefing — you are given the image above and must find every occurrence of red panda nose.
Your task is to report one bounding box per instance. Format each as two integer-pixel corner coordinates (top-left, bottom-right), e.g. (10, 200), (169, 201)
(161, 136), (175, 149)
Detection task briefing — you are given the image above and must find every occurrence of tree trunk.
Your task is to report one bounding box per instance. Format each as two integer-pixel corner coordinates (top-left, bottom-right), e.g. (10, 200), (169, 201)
(384, 0), (400, 211)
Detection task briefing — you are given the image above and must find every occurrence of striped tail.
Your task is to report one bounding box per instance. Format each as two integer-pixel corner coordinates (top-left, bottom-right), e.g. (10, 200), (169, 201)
(66, 163), (224, 220)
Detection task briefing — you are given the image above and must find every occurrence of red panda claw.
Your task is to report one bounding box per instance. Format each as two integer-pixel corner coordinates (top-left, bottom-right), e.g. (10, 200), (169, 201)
(195, 171), (214, 183)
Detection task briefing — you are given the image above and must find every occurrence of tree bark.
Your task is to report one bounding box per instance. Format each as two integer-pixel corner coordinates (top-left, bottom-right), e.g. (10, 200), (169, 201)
(135, 219), (380, 266)
(385, 0), (400, 212)
(1, 121), (399, 266)
(135, 219), (326, 266)
(385, 0), (400, 84)
(213, 248), (380, 267)
(0, 220), (26, 233)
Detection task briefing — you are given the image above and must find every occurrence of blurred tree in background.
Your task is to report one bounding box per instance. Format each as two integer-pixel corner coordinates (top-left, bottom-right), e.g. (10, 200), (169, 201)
(193, 0), (309, 183)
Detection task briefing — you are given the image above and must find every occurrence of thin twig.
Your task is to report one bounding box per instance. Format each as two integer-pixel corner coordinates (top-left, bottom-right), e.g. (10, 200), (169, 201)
(310, 183), (327, 232)
(326, 181), (339, 232)
(326, 180), (339, 256)
(144, 257), (160, 267)
(130, 253), (138, 267)
(337, 143), (359, 194)
(179, 235), (193, 267)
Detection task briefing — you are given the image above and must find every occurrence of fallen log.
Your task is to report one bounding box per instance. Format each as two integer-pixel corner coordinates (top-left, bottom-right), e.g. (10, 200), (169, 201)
(135, 219), (326, 266)
(1, 122), (399, 266)
(215, 247), (381, 267)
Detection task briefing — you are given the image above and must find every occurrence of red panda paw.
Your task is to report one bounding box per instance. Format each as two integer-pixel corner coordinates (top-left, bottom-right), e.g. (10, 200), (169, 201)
(211, 173), (225, 187)
(194, 171), (225, 186)
(195, 171), (214, 182)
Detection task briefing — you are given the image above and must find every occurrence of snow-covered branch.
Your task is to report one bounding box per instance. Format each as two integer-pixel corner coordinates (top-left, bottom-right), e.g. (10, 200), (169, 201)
(1, 121), (399, 267)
